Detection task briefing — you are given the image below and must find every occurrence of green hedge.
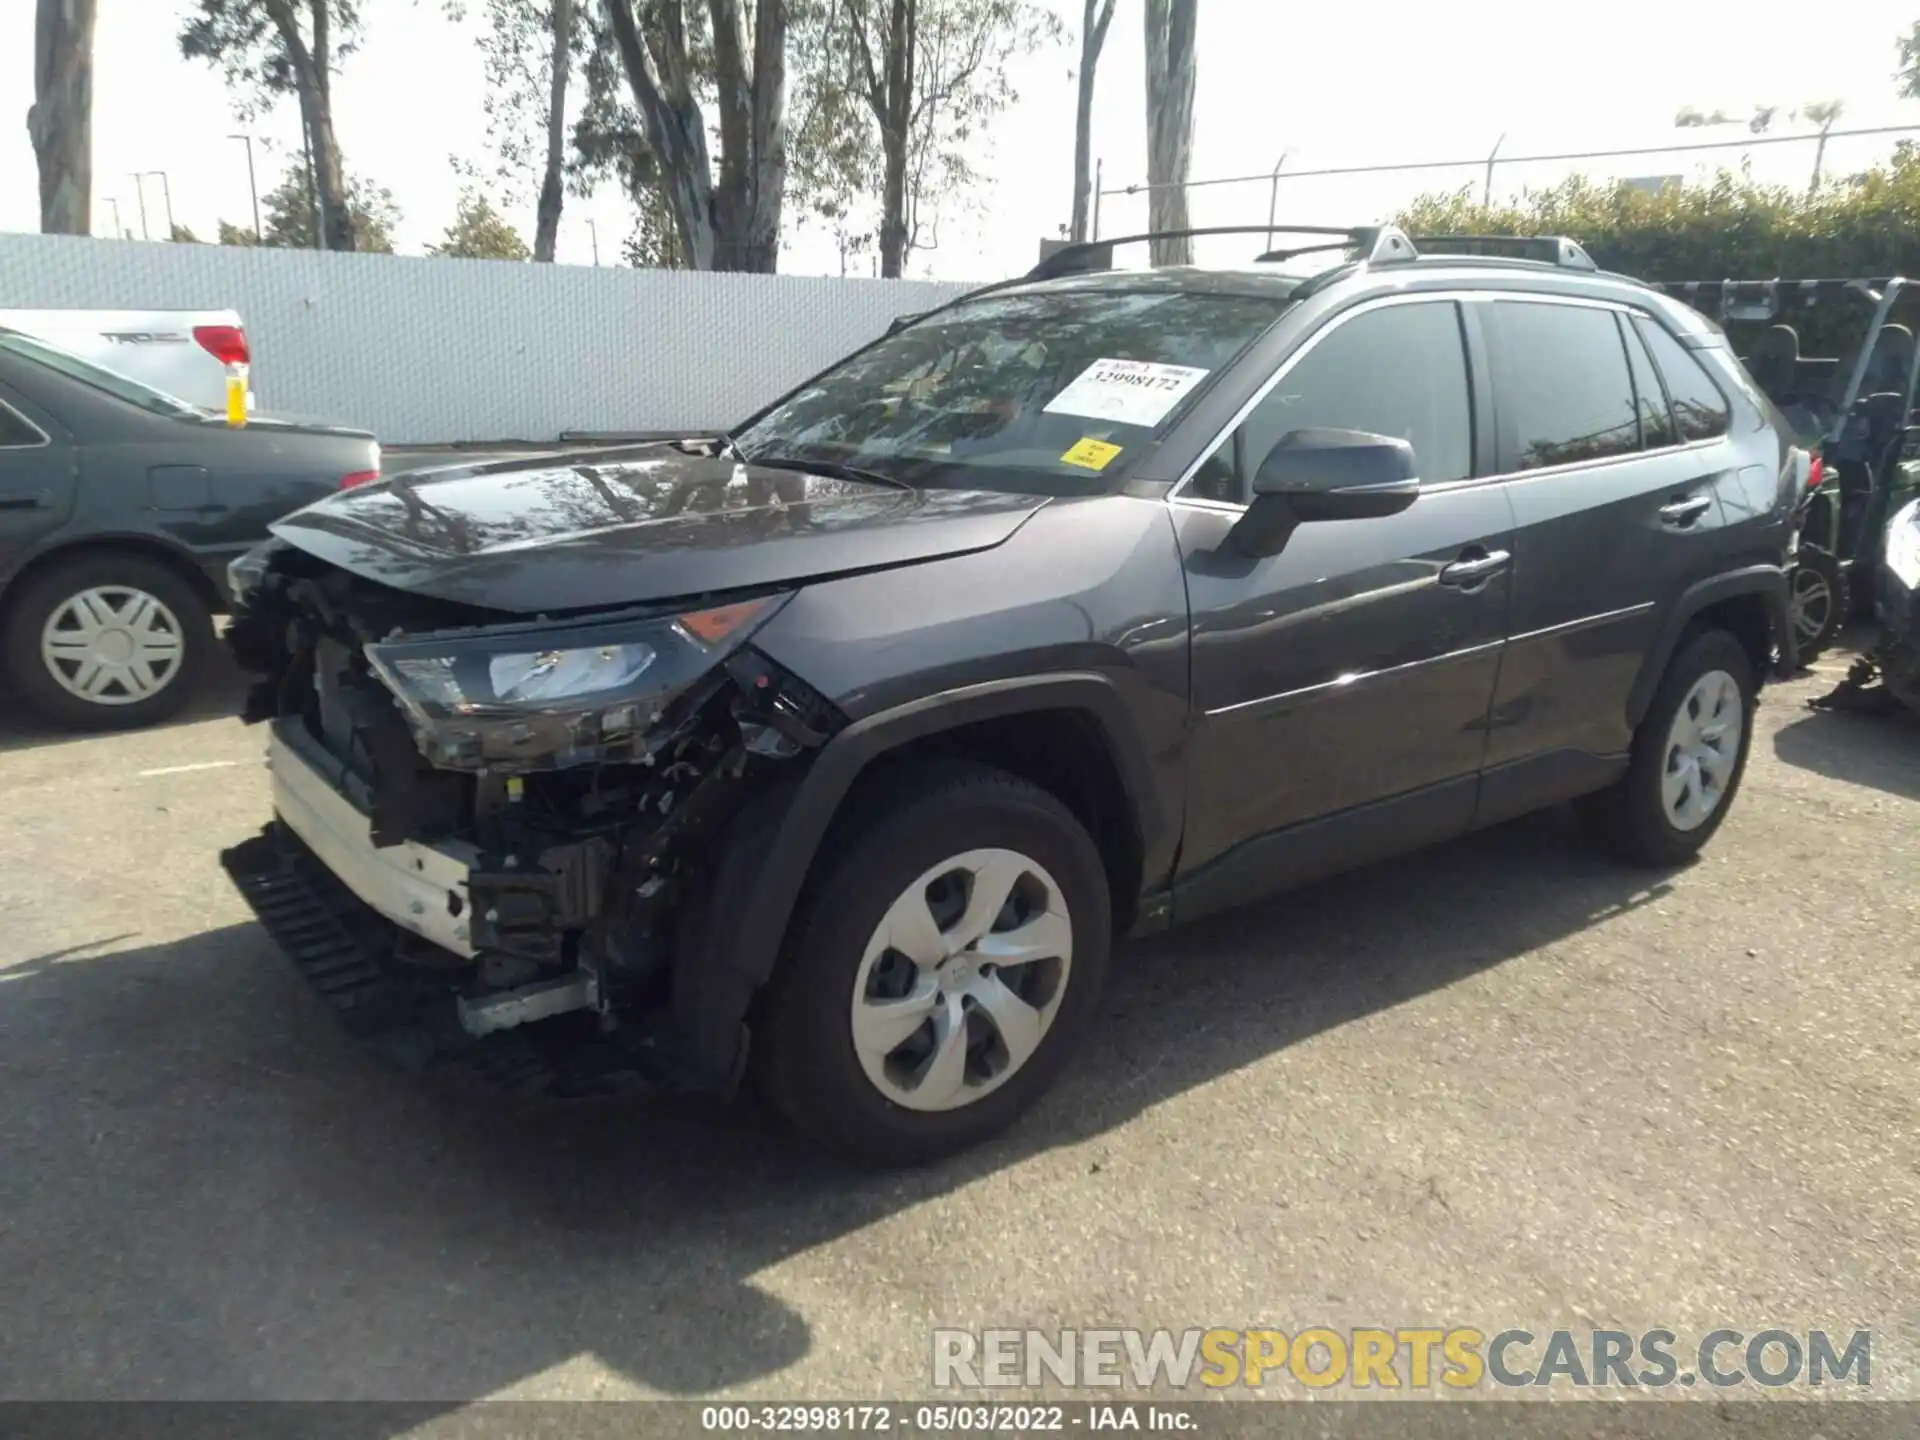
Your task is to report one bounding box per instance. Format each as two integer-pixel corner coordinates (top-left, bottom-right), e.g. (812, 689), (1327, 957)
(1394, 148), (1920, 283)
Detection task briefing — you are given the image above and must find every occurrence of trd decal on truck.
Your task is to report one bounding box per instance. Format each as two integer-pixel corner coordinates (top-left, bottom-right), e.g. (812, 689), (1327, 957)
(102, 332), (190, 345)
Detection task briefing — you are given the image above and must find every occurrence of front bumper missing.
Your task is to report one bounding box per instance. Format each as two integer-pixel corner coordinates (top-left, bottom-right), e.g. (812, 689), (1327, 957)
(221, 825), (676, 1096)
(266, 720), (479, 960)
(221, 826), (561, 1092)
(221, 723), (649, 1093)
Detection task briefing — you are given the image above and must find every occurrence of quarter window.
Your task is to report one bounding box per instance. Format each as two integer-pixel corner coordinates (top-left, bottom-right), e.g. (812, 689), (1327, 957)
(1493, 301), (1640, 471)
(0, 400), (45, 447)
(1634, 315), (1732, 442)
(1186, 301), (1473, 503)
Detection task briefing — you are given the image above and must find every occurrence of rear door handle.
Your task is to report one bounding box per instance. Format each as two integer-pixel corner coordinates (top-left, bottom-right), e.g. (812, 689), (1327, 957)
(1660, 494), (1714, 526)
(1438, 549), (1511, 587)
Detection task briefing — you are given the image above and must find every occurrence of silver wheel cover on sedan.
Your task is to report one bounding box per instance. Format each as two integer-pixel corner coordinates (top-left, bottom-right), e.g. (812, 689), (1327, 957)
(1789, 566), (1833, 646)
(1662, 669), (1744, 832)
(40, 586), (187, 706)
(850, 847), (1073, 1113)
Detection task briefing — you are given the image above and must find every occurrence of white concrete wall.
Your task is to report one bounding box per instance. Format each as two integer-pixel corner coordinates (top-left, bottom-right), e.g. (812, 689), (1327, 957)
(0, 234), (978, 444)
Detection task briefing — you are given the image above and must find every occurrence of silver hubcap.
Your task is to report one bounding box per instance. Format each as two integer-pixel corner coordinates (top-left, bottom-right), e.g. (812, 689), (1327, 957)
(40, 586), (186, 705)
(850, 847), (1073, 1113)
(1662, 669), (1744, 832)
(1790, 567), (1832, 643)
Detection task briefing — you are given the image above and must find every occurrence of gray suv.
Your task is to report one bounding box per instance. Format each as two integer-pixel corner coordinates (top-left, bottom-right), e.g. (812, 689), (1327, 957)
(219, 226), (1802, 1165)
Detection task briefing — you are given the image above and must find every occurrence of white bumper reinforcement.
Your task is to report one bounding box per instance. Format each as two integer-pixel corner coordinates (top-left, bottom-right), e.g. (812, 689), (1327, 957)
(267, 724), (480, 960)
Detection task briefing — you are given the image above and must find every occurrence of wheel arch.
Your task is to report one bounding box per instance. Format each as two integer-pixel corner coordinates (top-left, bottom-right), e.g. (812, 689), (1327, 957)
(0, 534), (224, 624)
(669, 673), (1164, 1086)
(1626, 566), (1794, 728)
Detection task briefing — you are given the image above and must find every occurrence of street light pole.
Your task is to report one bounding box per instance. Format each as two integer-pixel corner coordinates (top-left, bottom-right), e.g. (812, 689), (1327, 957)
(141, 172), (175, 238)
(106, 197), (123, 239)
(1265, 148), (1293, 248)
(129, 173), (150, 239)
(587, 218), (600, 266)
(229, 134), (262, 241)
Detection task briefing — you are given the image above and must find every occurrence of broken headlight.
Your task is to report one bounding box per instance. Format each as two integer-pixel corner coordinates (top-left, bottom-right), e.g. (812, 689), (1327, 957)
(363, 593), (793, 772)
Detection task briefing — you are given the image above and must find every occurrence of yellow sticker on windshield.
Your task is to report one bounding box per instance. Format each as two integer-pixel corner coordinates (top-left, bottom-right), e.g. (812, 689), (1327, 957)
(1062, 437), (1123, 471)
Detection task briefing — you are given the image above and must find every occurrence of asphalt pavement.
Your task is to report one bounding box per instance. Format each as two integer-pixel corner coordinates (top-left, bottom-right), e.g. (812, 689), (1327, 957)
(1, 646), (1915, 1405)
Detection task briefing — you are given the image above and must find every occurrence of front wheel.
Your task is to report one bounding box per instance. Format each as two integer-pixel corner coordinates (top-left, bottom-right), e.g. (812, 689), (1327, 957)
(754, 761), (1112, 1166)
(1577, 629), (1756, 866)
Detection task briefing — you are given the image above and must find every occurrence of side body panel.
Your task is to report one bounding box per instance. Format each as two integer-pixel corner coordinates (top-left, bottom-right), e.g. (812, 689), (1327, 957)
(1170, 487), (1515, 880)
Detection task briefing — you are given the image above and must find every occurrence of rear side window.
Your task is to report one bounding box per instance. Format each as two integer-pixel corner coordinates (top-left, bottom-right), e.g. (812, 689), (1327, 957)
(1186, 300), (1472, 502)
(1634, 315), (1731, 441)
(1620, 317), (1677, 449)
(1493, 301), (1640, 471)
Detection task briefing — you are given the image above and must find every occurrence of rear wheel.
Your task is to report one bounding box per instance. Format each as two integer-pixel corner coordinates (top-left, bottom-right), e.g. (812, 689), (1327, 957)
(1787, 547), (1847, 662)
(1577, 629), (1756, 866)
(754, 761), (1111, 1166)
(1, 553), (212, 730)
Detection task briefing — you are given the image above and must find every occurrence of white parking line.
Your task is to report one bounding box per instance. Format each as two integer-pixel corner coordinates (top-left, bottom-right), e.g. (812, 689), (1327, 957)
(138, 760), (240, 778)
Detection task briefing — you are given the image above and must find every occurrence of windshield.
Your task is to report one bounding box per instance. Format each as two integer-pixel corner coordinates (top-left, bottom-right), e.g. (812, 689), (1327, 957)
(733, 288), (1293, 495)
(0, 329), (206, 417)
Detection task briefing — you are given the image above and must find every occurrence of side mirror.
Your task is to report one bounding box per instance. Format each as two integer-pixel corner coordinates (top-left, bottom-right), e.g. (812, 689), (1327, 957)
(1228, 427), (1420, 557)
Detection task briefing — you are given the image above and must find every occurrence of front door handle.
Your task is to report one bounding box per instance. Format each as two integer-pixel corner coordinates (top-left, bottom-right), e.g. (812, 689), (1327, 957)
(1660, 494), (1714, 526)
(1438, 548), (1511, 588)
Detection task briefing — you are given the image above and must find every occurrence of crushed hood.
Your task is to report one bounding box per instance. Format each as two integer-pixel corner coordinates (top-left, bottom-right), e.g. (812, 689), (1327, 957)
(268, 443), (1048, 613)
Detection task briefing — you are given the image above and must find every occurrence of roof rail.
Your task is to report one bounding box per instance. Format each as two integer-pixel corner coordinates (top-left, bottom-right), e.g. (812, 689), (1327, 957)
(1025, 224), (1603, 283)
(1405, 234), (1598, 271)
(1027, 225), (1371, 281)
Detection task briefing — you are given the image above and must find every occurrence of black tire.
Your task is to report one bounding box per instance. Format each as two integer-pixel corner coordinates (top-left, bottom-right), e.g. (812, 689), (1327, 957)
(1576, 628), (1757, 867)
(1787, 547), (1847, 663)
(1, 552), (212, 731)
(753, 760), (1112, 1167)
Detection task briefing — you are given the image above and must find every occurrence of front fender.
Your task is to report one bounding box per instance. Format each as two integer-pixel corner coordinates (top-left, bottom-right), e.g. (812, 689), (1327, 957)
(670, 671), (1167, 1086)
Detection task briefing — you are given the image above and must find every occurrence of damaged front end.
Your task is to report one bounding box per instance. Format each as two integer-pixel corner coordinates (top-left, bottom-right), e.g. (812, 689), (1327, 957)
(218, 540), (842, 1097)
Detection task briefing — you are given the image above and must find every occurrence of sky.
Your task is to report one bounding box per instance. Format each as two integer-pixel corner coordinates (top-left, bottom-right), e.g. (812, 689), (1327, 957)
(4, 0), (1920, 282)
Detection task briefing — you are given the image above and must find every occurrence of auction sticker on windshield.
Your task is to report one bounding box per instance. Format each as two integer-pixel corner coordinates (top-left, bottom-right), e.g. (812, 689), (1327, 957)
(1061, 437), (1124, 470)
(1043, 358), (1210, 428)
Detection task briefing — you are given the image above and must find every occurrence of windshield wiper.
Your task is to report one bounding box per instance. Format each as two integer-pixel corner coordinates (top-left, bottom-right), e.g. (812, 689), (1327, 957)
(742, 450), (911, 490)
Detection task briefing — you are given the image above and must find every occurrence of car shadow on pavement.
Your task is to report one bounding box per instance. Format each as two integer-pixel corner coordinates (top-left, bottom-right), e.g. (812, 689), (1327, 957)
(1770, 706), (1920, 802)
(0, 806), (1676, 1410)
(0, 647), (248, 756)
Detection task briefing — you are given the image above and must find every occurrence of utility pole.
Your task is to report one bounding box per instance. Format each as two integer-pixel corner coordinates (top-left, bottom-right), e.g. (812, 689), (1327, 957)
(140, 171), (175, 237)
(129, 172), (150, 239)
(586, 218), (600, 266)
(106, 197), (123, 238)
(229, 134), (262, 241)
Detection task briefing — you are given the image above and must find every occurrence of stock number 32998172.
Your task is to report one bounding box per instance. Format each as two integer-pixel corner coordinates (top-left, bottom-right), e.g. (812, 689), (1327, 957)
(700, 1405), (1069, 1432)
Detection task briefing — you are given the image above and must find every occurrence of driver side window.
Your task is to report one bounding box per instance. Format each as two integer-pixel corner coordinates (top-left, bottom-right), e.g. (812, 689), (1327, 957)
(1185, 301), (1475, 504)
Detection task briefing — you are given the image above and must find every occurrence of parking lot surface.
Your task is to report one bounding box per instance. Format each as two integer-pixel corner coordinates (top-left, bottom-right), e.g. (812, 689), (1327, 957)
(1, 648), (1916, 1403)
